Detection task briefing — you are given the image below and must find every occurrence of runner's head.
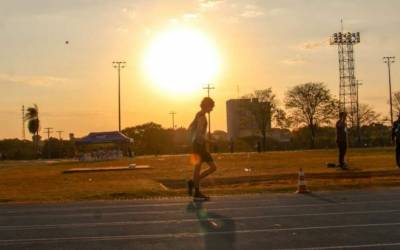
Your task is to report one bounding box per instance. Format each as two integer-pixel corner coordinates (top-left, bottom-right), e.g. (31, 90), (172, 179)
(200, 97), (215, 113)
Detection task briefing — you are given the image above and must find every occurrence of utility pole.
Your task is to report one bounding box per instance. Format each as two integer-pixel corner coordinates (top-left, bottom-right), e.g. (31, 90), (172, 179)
(383, 56), (395, 126)
(56, 130), (64, 140)
(44, 127), (53, 140)
(203, 84), (215, 139)
(356, 80), (362, 145)
(22, 105), (25, 140)
(43, 127), (53, 159)
(113, 61), (126, 132)
(169, 111), (176, 129)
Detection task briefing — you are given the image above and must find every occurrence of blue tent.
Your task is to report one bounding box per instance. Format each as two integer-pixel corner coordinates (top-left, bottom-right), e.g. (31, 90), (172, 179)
(75, 131), (133, 145)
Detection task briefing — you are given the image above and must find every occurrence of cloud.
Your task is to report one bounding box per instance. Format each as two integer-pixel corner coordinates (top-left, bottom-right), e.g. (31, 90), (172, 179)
(301, 39), (329, 50)
(182, 13), (199, 20)
(116, 26), (129, 33)
(281, 55), (306, 65)
(0, 73), (68, 87)
(267, 8), (287, 17)
(199, 0), (224, 9)
(240, 4), (264, 18)
(122, 7), (136, 20)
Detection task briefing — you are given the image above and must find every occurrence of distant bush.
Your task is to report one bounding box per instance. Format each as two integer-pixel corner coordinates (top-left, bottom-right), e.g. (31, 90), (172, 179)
(0, 139), (36, 160)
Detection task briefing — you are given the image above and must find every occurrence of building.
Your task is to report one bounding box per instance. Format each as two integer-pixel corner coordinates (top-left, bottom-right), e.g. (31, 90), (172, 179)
(226, 98), (271, 140)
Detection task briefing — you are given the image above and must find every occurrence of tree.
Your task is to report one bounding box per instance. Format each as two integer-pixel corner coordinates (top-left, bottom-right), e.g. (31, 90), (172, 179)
(392, 91), (400, 117)
(24, 104), (41, 154)
(122, 122), (170, 155)
(0, 139), (36, 160)
(242, 88), (293, 150)
(285, 82), (336, 148)
(243, 88), (279, 151)
(274, 108), (292, 129)
(348, 103), (381, 127)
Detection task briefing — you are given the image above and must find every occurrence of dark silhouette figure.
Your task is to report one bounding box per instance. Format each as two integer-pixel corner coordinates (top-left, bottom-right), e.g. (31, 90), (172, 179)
(187, 97), (217, 201)
(392, 113), (400, 168)
(336, 112), (348, 169)
(186, 201), (236, 250)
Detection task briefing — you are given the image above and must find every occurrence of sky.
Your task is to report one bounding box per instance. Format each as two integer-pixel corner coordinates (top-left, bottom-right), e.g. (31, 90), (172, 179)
(1, 0), (399, 139)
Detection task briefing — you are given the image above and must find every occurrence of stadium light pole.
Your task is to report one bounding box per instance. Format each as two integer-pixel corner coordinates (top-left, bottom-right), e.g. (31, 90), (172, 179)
(383, 56), (395, 126)
(113, 61), (126, 132)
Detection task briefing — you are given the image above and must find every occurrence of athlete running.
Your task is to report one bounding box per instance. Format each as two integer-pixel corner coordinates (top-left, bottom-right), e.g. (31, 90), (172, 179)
(187, 97), (217, 201)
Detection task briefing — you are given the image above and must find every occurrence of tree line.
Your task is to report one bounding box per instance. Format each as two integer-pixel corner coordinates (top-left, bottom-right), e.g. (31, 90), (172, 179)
(0, 82), (394, 160)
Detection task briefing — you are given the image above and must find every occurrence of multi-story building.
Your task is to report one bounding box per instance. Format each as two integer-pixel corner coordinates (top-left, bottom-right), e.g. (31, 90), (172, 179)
(226, 98), (271, 140)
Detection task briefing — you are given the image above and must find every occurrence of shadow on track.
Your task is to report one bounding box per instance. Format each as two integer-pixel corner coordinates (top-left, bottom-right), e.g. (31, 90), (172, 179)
(305, 193), (337, 203)
(186, 201), (236, 250)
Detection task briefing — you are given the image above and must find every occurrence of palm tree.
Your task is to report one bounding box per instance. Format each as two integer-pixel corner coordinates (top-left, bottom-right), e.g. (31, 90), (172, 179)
(24, 104), (41, 154)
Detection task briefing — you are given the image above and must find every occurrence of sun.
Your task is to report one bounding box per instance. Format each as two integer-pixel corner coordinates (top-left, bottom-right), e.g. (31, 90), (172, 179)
(144, 26), (221, 94)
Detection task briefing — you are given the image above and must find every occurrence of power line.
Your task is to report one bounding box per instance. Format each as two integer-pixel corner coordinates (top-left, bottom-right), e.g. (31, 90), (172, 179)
(203, 84), (215, 98)
(43, 127), (53, 140)
(113, 61), (126, 132)
(383, 56), (395, 126)
(43, 127), (53, 159)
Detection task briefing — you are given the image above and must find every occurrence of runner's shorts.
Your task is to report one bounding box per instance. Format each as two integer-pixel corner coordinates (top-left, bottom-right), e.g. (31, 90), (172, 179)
(192, 142), (214, 163)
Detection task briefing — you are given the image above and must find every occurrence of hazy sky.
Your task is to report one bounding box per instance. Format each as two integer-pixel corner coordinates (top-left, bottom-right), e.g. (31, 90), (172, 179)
(1, 0), (399, 139)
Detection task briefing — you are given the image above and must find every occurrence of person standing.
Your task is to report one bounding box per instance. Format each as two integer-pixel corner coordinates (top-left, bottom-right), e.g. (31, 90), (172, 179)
(187, 97), (217, 201)
(336, 112), (348, 169)
(392, 113), (400, 168)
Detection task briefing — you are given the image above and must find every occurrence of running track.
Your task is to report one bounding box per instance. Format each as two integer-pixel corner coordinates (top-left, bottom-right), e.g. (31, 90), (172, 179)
(1, 188), (400, 249)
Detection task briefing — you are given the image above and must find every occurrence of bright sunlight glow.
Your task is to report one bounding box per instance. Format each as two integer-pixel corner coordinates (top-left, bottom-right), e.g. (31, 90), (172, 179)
(144, 27), (221, 94)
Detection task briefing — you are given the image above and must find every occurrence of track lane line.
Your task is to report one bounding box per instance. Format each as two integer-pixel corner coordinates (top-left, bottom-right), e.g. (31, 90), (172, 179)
(276, 242), (400, 250)
(3, 199), (400, 219)
(3, 190), (400, 214)
(2, 221), (400, 246)
(1, 209), (400, 231)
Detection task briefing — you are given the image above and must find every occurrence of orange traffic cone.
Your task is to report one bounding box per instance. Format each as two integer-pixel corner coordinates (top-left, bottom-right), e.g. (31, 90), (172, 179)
(296, 168), (309, 194)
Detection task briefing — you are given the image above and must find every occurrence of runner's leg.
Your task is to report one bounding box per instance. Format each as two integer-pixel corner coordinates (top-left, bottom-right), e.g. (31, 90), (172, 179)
(199, 161), (217, 180)
(193, 163), (202, 191)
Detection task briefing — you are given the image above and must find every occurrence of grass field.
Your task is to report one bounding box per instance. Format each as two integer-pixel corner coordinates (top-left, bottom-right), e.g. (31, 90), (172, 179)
(1, 148), (400, 203)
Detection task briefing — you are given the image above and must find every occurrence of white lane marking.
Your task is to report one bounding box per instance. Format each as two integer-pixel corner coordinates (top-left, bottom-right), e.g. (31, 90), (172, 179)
(1, 209), (400, 231)
(2, 190), (400, 214)
(276, 242), (400, 250)
(2, 222), (400, 245)
(0, 202), (188, 214)
(3, 199), (400, 218)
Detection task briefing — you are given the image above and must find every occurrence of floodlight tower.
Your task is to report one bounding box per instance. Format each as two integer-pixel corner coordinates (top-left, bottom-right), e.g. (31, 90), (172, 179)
(330, 28), (360, 127)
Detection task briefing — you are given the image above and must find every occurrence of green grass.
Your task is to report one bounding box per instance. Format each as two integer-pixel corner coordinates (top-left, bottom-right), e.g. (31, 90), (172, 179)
(0, 148), (399, 203)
